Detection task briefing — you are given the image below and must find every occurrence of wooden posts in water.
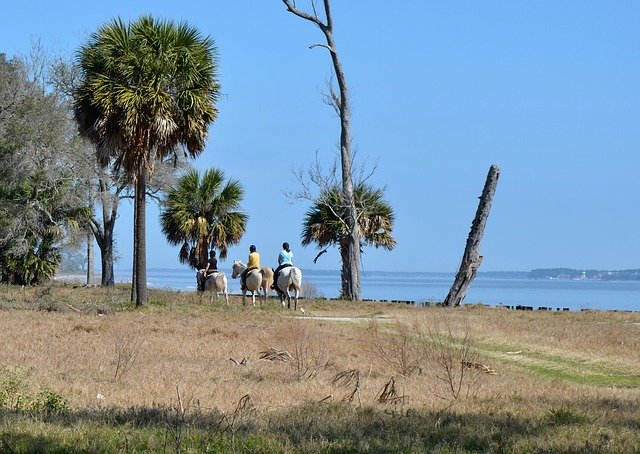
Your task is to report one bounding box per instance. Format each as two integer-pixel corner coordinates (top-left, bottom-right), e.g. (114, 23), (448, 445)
(444, 165), (500, 307)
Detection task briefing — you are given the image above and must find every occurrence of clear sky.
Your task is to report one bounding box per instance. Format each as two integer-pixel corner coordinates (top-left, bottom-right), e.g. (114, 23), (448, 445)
(2, 1), (639, 273)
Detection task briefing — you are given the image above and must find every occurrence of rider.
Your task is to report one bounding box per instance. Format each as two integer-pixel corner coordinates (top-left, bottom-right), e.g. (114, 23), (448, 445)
(204, 250), (218, 277)
(271, 242), (293, 290)
(240, 245), (260, 290)
(197, 250), (218, 291)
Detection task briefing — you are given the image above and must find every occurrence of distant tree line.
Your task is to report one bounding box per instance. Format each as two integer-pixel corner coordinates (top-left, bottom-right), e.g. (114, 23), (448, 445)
(528, 268), (640, 281)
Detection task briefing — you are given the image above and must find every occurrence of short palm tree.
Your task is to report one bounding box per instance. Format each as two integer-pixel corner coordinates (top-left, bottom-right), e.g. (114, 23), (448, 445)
(161, 168), (247, 270)
(301, 184), (396, 298)
(74, 16), (220, 306)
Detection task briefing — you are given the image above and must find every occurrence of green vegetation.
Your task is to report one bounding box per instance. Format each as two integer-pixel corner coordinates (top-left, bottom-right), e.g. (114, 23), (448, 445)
(160, 167), (247, 268)
(0, 54), (91, 285)
(301, 183), (396, 298)
(474, 339), (640, 388)
(74, 16), (221, 306)
(1, 400), (638, 453)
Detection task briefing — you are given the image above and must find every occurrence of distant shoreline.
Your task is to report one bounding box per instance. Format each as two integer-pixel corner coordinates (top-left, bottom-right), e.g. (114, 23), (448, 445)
(57, 267), (640, 282)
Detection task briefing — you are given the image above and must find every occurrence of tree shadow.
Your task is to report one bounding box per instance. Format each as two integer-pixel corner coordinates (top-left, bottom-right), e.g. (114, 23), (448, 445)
(1, 394), (638, 452)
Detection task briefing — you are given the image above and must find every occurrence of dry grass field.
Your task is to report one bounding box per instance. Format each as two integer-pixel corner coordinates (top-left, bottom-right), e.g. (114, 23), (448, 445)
(0, 283), (639, 452)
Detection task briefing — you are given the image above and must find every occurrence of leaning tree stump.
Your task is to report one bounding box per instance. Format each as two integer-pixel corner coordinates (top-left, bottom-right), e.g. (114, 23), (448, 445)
(444, 165), (500, 307)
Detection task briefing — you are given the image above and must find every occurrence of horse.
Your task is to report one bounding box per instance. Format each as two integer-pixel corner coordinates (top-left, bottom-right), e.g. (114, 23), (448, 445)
(196, 270), (229, 304)
(231, 261), (272, 306)
(273, 266), (302, 311)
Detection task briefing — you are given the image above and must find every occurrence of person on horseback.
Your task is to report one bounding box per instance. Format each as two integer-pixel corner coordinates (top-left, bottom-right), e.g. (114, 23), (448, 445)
(204, 250), (218, 277)
(271, 242), (293, 290)
(240, 245), (260, 290)
(197, 250), (218, 291)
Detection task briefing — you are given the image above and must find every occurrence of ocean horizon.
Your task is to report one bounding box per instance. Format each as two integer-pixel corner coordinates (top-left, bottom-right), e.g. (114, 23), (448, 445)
(95, 267), (640, 313)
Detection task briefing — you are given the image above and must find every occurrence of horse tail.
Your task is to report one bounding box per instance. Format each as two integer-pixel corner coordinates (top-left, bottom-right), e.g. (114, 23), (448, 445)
(217, 273), (227, 292)
(291, 267), (302, 291)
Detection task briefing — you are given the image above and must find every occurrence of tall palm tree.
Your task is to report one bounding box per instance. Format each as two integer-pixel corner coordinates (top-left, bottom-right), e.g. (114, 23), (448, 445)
(160, 168), (247, 269)
(301, 184), (396, 299)
(74, 16), (220, 306)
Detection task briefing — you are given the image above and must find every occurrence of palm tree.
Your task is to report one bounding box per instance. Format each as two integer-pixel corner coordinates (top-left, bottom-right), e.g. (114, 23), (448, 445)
(74, 16), (220, 306)
(160, 168), (247, 270)
(301, 184), (396, 299)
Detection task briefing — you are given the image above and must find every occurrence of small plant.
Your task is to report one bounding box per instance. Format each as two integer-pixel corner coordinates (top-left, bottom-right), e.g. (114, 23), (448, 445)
(0, 366), (68, 415)
(30, 388), (69, 415)
(262, 325), (333, 380)
(290, 336), (332, 380)
(35, 286), (64, 312)
(366, 322), (426, 377)
(112, 330), (144, 380)
(547, 406), (589, 425)
(162, 385), (194, 452)
(302, 281), (323, 300)
(0, 365), (31, 411)
(426, 316), (488, 400)
(221, 393), (257, 448)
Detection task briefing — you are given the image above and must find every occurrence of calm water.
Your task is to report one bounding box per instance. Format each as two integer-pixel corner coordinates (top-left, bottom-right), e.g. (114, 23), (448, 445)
(114, 268), (640, 312)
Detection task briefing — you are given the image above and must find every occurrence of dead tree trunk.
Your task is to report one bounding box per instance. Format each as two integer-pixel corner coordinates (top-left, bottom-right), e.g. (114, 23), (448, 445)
(444, 165), (500, 307)
(283, 0), (362, 301)
(86, 230), (94, 286)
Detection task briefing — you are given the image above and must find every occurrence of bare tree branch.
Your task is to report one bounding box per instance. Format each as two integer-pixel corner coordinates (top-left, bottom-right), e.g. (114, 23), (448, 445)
(309, 43), (334, 52)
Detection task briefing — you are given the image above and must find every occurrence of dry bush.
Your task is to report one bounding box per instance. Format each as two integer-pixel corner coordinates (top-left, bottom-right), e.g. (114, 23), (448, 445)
(425, 315), (487, 400)
(375, 377), (407, 404)
(301, 281), (323, 300)
(221, 394), (257, 438)
(112, 329), (144, 381)
(331, 369), (361, 404)
(365, 321), (427, 377)
(262, 323), (333, 381)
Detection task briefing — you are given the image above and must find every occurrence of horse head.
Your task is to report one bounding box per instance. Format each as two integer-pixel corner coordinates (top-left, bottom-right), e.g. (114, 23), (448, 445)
(231, 260), (246, 279)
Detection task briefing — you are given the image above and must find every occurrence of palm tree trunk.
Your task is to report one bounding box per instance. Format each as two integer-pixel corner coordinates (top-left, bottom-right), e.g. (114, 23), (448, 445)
(339, 242), (349, 299)
(134, 167), (147, 306)
(130, 188), (137, 302)
(338, 239), (360, 300)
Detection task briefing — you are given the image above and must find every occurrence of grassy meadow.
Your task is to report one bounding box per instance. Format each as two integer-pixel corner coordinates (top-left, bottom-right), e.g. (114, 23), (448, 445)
(0, 283), (639, 452)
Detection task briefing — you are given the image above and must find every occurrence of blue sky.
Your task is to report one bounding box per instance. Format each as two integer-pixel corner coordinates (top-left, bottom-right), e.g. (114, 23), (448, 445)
(2, 1), (639, 273)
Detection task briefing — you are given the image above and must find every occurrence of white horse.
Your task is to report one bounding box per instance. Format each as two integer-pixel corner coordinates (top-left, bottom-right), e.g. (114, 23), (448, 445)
(231, 261), (271, 306)
(202, 271), (230, 305)
(273, 266), (302, 311)
(196, 270), (229, 304)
